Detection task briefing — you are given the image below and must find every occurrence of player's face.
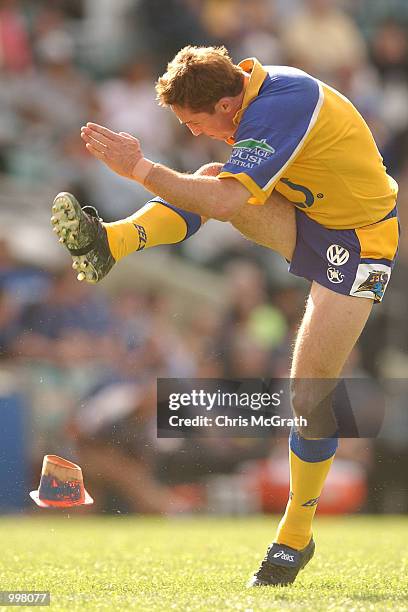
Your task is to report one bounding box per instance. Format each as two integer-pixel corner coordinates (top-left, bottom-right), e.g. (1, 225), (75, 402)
(171, 104), (236, 141)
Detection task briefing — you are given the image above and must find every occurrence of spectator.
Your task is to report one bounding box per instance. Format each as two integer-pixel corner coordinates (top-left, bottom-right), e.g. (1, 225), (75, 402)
(0, 0), (32, 73)
(0, 287), (21, 359)
(281, 0), (367, 87)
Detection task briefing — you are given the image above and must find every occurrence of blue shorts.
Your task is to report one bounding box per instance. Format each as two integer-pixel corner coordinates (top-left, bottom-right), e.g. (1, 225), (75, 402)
(289, 207), (400, 303)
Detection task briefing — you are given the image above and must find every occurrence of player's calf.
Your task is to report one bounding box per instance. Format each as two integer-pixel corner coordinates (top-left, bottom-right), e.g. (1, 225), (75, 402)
(51, 189), (204, 283)
(51, 164), (223, 283)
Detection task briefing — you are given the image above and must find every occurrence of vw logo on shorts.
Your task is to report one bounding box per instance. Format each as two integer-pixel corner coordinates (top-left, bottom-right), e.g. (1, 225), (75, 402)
(326, 244), (350, 266)
(327, 266), (344, 284)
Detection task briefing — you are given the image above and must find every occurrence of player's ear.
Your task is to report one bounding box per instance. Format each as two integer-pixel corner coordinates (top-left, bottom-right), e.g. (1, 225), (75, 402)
(215, 97), (233, 114)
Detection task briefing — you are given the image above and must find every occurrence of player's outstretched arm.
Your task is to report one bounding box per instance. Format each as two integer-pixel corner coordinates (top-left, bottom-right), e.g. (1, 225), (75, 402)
(80, 123), (250, 222)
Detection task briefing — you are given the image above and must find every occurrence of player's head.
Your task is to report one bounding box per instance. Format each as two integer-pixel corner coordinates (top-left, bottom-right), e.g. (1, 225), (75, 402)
(155, 45), (245, 140)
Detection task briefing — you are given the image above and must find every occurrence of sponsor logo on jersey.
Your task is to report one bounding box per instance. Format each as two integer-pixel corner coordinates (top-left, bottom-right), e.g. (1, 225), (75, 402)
(234, 138), (275, 153)
(327, 266), (344, 284)
(354, 270), (389, 302)
(327, 244), (350, 266)
(230, 138), (275, 169)
(280, 178), (315, 208)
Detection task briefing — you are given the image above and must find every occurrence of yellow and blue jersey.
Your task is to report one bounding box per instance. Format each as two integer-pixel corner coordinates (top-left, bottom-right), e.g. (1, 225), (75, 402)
(219, 58), (398, 230)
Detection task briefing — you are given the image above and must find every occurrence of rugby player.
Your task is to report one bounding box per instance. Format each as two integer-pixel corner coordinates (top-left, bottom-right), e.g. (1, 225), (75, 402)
(51, 46), (399, 586)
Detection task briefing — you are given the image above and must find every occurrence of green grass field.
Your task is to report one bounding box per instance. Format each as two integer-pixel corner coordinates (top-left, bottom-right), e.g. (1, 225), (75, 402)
(1, 515), (407, 611)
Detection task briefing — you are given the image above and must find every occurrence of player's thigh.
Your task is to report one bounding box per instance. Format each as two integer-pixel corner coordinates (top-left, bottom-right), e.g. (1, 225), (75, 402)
(195, 163), (296, 259)
(292, 281), (373, 379)
(229, 192), (296, 261)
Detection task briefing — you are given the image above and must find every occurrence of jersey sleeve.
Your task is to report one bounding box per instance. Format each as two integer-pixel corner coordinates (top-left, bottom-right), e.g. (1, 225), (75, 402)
(219, 75), (323, 205)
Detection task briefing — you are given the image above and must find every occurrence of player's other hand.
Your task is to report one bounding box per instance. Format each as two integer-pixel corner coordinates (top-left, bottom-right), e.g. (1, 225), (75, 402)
(81, 123), (146, 181)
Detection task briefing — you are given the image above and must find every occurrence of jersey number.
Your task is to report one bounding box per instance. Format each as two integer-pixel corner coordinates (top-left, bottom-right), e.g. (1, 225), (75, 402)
(280, 178), (314, 208)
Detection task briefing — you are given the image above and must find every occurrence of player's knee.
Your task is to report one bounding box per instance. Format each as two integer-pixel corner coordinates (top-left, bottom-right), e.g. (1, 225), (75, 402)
(294, 418), (318, 439)
(290, 380), (336, 439)
(194, 162), (223, 177)
(290, 381), (315, 420)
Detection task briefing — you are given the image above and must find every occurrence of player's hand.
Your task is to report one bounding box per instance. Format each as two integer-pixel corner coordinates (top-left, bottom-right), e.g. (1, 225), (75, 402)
(80, 123), (153, 183)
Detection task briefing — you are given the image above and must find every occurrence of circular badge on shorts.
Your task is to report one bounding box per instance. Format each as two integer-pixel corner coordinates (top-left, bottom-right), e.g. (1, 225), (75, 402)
(327, 266), (345, 283)
(327, 244), (350, 266)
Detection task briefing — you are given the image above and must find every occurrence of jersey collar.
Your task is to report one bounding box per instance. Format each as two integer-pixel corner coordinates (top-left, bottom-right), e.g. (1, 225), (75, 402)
(226, 58), (267, 145)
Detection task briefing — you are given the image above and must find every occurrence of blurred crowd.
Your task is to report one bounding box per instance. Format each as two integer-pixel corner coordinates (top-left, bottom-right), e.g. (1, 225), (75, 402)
(1, 0), (408, 515)
(2, 0), (408, 214)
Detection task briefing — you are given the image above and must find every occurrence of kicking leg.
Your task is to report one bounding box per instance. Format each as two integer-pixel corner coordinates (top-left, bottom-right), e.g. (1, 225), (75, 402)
(51, 161), (296, 282)
(51, 165), (213, 282)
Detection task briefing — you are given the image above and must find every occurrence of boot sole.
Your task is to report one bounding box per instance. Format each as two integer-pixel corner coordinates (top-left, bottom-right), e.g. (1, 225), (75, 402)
(51, 192), (99, 283)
